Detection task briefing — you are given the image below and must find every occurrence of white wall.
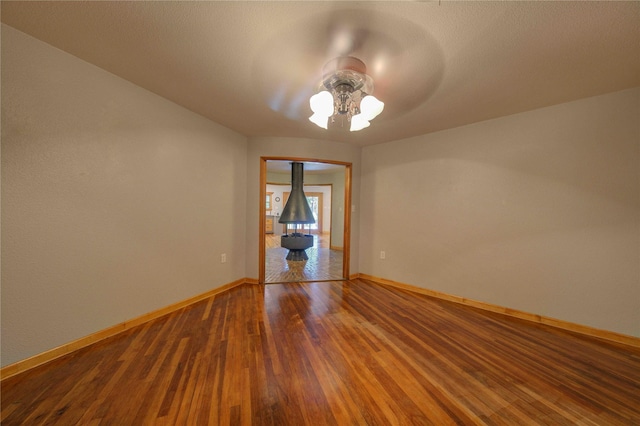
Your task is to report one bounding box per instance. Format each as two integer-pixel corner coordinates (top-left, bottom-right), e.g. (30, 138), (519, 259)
(1, 25), (248, 366)
(246, 137), (361, 280)
(360, 87), (640, 337)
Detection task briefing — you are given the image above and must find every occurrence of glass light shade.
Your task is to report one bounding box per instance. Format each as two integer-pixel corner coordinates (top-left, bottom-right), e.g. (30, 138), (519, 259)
(309, 91), (334, 116)
(360, 95), (384, 120)
(309, 112), (329, 129)
(350, 113), (370, 131)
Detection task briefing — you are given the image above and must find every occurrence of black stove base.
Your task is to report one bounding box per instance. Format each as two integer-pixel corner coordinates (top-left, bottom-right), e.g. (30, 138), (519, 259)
(286, 249), (309, 261)
(281, 233), (314, 262)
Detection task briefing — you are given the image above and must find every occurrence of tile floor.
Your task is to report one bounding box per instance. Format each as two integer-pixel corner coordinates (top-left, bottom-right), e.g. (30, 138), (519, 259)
(265, 234), (344, 283)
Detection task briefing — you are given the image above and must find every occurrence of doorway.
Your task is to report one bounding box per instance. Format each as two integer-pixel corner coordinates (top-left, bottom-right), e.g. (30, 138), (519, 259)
(259, 158), (351, 284)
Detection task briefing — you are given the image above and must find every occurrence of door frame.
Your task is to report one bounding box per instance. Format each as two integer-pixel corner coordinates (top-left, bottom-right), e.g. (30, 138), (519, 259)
(259, 157), (352, 284)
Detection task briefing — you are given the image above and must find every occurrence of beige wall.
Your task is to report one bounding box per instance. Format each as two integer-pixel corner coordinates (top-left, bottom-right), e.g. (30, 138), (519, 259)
(246, 137), (361, 280)
(1, 25), (248, 366)
(360, 87), (640, 337)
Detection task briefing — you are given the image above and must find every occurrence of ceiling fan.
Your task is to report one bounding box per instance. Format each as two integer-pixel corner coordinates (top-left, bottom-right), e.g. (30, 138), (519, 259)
(252, 6), (443, 132)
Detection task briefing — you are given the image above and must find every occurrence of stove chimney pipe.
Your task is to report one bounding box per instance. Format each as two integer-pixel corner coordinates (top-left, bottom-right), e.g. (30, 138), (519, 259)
(278, 162), (316, 225)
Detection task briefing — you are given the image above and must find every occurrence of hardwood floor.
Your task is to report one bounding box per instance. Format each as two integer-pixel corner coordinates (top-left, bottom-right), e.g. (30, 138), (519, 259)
(2, 279), (639, 425)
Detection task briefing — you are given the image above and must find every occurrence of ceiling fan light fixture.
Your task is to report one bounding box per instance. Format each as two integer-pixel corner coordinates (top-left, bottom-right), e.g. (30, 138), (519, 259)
(350, 113), (370, 132)
(309, 112), (329, 129)
(360, 95), (384, 120)
(309, 90), (334, 116)
(309, 57), (384, 131)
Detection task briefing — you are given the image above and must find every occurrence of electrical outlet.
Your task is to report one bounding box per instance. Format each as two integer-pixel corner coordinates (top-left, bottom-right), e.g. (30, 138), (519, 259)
(380, 251), (386, 259)
(221, 253), (227, 263)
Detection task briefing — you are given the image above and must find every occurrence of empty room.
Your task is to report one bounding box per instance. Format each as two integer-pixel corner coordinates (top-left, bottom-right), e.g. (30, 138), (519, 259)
(1, 2), (639, 425)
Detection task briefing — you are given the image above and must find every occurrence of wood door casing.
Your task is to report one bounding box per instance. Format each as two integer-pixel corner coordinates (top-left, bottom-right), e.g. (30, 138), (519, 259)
(259, 157), (352, 284)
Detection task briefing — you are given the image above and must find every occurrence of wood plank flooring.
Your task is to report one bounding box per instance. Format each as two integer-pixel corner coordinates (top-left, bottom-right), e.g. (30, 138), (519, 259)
(2, 279), (639, 425)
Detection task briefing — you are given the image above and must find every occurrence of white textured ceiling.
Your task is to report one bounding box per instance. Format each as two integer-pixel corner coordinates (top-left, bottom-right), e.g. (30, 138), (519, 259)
(2, 1), (639, 146)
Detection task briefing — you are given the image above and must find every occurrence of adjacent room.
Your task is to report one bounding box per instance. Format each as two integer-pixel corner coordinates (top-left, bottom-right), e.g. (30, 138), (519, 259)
(2, 2), (639, 424)
(263, 160), (346, 284)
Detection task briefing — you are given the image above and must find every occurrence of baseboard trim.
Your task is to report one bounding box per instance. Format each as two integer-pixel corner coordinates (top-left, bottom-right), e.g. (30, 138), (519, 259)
(356, 273), (640, 349)
(330, 245), (344, 251)
(1, 278), (250, 381)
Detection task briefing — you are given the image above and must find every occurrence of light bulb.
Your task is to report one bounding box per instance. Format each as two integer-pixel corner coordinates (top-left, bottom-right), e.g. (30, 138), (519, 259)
(309, 91), (334, 116)
(360, 95), (384, 120)
(350, 113), (370, 131)
(309, 113), (329, 129)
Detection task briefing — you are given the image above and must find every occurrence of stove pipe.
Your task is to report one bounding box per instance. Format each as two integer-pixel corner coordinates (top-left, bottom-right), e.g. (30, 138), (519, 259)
(278, 162), (316, 225)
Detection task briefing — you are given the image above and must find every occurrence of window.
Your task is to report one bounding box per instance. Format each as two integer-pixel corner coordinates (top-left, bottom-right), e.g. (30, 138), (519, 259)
(266, 192), (273, 212)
